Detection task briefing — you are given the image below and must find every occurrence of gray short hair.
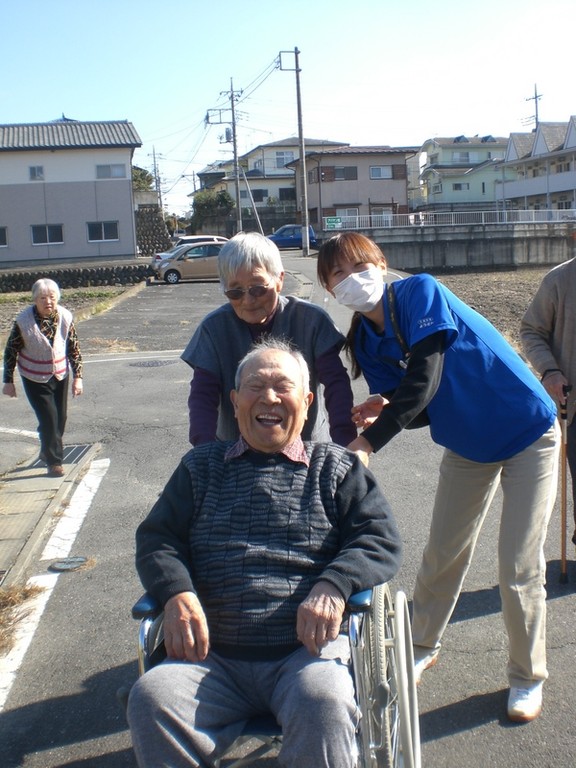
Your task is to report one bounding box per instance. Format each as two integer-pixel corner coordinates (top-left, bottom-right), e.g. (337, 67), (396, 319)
(32, 278), (60, 301)
(235, 337), (310, 394)
(218, 232), (283, 289)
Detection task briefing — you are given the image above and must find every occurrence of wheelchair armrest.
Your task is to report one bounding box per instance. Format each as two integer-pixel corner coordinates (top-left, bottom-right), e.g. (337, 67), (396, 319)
(132, 592), (162, 620)
(346, 588), (373, 613)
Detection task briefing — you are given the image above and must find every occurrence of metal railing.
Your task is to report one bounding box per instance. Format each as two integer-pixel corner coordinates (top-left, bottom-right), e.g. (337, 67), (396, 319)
(322, 209), (576, 231)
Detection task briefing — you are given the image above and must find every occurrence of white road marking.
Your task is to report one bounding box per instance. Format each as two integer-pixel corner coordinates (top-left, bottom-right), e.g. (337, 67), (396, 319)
(0, 573), (57, 710)
(40, 458), (110, 561)
(0, 427), (38, 439)
(0, 457), (110, 712)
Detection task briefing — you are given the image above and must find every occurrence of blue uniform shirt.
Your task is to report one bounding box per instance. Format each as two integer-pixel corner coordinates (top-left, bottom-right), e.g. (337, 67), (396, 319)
(355, 273), (556, 463)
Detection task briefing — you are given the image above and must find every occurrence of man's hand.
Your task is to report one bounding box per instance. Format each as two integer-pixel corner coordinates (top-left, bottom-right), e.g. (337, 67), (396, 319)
(3, 383), (16, 398)
(542, 371), (570, 403)
(351, 394), (388, 428)
(72, 378), (83, 398)
(297, 581), (345, 656)
(163, 591), (210, 662)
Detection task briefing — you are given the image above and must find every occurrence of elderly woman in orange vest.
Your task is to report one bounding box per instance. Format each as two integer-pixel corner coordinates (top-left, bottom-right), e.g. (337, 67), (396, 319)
(2, 278), (83, 477)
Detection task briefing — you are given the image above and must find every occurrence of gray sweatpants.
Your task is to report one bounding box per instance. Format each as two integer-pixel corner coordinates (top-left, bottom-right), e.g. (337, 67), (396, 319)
(127, 635), (358, 768)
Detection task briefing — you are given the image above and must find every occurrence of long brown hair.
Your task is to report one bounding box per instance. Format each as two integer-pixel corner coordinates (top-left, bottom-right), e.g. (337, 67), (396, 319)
(317, 233), (387, 379)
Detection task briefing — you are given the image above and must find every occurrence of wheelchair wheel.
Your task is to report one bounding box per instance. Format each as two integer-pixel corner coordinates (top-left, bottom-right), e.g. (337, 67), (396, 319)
(353, 584), (421, 768)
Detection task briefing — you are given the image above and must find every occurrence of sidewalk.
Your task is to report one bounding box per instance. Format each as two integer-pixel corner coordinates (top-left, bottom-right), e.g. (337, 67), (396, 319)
(0, 431), (99, 588)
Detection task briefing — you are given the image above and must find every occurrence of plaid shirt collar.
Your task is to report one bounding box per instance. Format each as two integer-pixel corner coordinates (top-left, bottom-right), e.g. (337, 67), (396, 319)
(225, 435), (310, 466)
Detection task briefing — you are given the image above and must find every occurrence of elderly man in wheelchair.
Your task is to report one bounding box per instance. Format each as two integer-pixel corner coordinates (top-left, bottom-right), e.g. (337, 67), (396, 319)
(127, 338), (419, 768)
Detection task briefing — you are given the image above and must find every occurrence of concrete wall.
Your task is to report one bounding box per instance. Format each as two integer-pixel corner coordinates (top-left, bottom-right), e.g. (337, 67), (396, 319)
(356, 222), (576, 271)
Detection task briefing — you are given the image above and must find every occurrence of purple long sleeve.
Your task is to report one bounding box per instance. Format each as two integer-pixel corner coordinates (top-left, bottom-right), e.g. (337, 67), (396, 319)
(188, 367), (221, 445)
(315, 345), (357, 446)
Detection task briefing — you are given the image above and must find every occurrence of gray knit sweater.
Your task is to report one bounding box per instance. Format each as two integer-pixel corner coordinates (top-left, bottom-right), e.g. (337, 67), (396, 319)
(520, 257), (576, 424)
(135, 441), (402, 659)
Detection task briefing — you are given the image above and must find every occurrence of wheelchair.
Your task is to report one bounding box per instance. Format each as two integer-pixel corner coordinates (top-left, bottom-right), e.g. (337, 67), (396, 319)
(131, 583), (421, 768)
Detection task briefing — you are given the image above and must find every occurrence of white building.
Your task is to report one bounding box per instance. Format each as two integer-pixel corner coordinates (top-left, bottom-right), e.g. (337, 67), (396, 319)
(0, 118), (142, 265)
(500, 118), (576, 211)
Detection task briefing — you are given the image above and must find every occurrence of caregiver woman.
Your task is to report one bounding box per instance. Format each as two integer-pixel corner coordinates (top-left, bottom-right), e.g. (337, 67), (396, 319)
(317, 231), (559, 724)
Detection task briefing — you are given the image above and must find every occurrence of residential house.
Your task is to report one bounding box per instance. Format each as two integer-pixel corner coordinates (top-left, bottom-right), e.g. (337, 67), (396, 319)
(418, 134), (509, 212)
(500, 118), (576, 211)
(195, 137), (348, 233)
(0, 118), (142, 265)
(292, 146), (418, 229)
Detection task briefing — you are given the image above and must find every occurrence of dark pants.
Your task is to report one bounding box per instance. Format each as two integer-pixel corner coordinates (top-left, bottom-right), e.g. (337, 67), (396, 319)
(22, 375), (68, 465)
(567, 418), (576, 538)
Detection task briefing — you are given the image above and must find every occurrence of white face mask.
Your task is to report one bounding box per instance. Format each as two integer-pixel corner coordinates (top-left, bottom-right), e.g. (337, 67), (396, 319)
(332, 268), (384, 312)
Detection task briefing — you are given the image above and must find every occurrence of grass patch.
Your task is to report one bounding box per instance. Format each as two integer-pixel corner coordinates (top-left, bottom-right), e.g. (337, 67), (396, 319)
(0, 582), (45, 656)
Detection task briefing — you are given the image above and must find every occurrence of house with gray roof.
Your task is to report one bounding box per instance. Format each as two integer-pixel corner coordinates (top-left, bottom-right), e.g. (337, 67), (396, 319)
(499, 118), (576, 211)
(0, 118), (142, 265)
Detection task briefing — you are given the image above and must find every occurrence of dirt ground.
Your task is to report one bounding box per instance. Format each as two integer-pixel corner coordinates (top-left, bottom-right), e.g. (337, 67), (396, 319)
(0, 266), (554, 353)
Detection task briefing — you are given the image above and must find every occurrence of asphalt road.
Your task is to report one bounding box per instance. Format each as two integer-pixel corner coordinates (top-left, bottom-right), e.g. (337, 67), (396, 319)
(1, 256), (575, 767)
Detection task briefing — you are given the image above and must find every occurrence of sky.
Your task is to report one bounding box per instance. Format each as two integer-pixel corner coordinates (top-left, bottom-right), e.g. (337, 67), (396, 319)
(2, 0), (574, 214)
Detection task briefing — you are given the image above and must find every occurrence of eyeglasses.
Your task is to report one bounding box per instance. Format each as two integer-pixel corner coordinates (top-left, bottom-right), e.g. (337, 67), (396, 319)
(224, 282), (273, 300)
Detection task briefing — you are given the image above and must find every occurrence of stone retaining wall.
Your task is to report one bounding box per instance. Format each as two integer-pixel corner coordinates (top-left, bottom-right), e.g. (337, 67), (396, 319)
(0, 263), (152, 293)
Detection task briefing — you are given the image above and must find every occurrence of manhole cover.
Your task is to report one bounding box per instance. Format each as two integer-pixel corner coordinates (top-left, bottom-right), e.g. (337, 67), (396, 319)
(130, 359), (178, 368)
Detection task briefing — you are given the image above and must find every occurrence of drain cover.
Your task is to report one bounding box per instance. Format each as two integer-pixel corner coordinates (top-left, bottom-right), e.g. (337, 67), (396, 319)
(48, 556), (89, 572)
(130, 359), (178, 368)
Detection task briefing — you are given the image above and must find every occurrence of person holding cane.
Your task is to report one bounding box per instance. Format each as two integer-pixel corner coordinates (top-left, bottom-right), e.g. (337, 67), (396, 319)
(520, 257), (576, 547)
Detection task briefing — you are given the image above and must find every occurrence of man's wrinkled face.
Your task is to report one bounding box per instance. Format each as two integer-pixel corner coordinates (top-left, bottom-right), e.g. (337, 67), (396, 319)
(230, 349), (313, 453)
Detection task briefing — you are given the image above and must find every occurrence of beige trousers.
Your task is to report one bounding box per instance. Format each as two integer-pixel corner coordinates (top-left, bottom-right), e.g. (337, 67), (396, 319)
(412, 422), (559, 687)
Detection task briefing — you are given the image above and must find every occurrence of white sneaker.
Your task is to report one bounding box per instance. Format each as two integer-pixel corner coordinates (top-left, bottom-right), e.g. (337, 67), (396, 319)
(507, 682), (543, 723)
(414, 649), (439, 684)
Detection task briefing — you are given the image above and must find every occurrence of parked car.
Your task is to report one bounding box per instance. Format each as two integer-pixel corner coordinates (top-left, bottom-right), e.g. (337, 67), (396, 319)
(150, 236), (228, 269)
(154, 242), (225, 284)
(267, 225), (318, 250)
(173, 234), (228, 247)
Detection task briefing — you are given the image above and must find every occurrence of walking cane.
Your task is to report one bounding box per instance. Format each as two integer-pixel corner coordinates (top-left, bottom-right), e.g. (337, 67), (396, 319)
(560, 384), (572, 584)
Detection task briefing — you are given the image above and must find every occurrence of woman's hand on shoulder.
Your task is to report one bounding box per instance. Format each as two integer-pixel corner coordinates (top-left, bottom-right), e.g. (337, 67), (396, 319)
(351, 394), (388, 428)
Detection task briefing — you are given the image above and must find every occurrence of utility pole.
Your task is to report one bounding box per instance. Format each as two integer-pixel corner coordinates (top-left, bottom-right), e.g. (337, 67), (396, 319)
(206, 80), (243, 233)
(150, 146), (164, 215)
(525, 84), (542, 128)
(279, 47), (310, 256)
(229, 78), (242, 233)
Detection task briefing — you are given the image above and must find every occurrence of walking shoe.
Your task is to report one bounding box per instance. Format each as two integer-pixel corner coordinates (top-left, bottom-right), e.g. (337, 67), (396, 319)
(507, 682), (543, 723)
(48, 464), (65, 478)
(414, 649), (439, 684)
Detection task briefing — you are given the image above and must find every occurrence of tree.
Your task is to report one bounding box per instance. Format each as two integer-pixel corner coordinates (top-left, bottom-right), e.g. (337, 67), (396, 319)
(190, 189), (235, 230)
(132, 166), (155, 192)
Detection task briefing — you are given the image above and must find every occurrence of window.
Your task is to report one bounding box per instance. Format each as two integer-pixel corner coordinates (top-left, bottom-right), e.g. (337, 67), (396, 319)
(279, 187), (296, 201)
(452, 183), (470, 191)
(31, 224), (63, 244)
(87, 221), (119, 241)
(96, 164), (126, 179)
(0, 227), (6, 247)
(452, 152), (469, 163)
(251, 189), (268, 203)
(334, 166), (358, 181)
(308, 167), (319, 184)
(275, 151), (294, 168)
(558, 200), (573, 210)
(370, 166), (393, 179)
(432, 183), (442, 194)
(29, 166), (44, 181)
(556, 162), (571, 173)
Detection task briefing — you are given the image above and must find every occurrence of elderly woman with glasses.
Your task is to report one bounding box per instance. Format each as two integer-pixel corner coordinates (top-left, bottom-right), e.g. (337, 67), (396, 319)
(181, 231), (357, 447)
